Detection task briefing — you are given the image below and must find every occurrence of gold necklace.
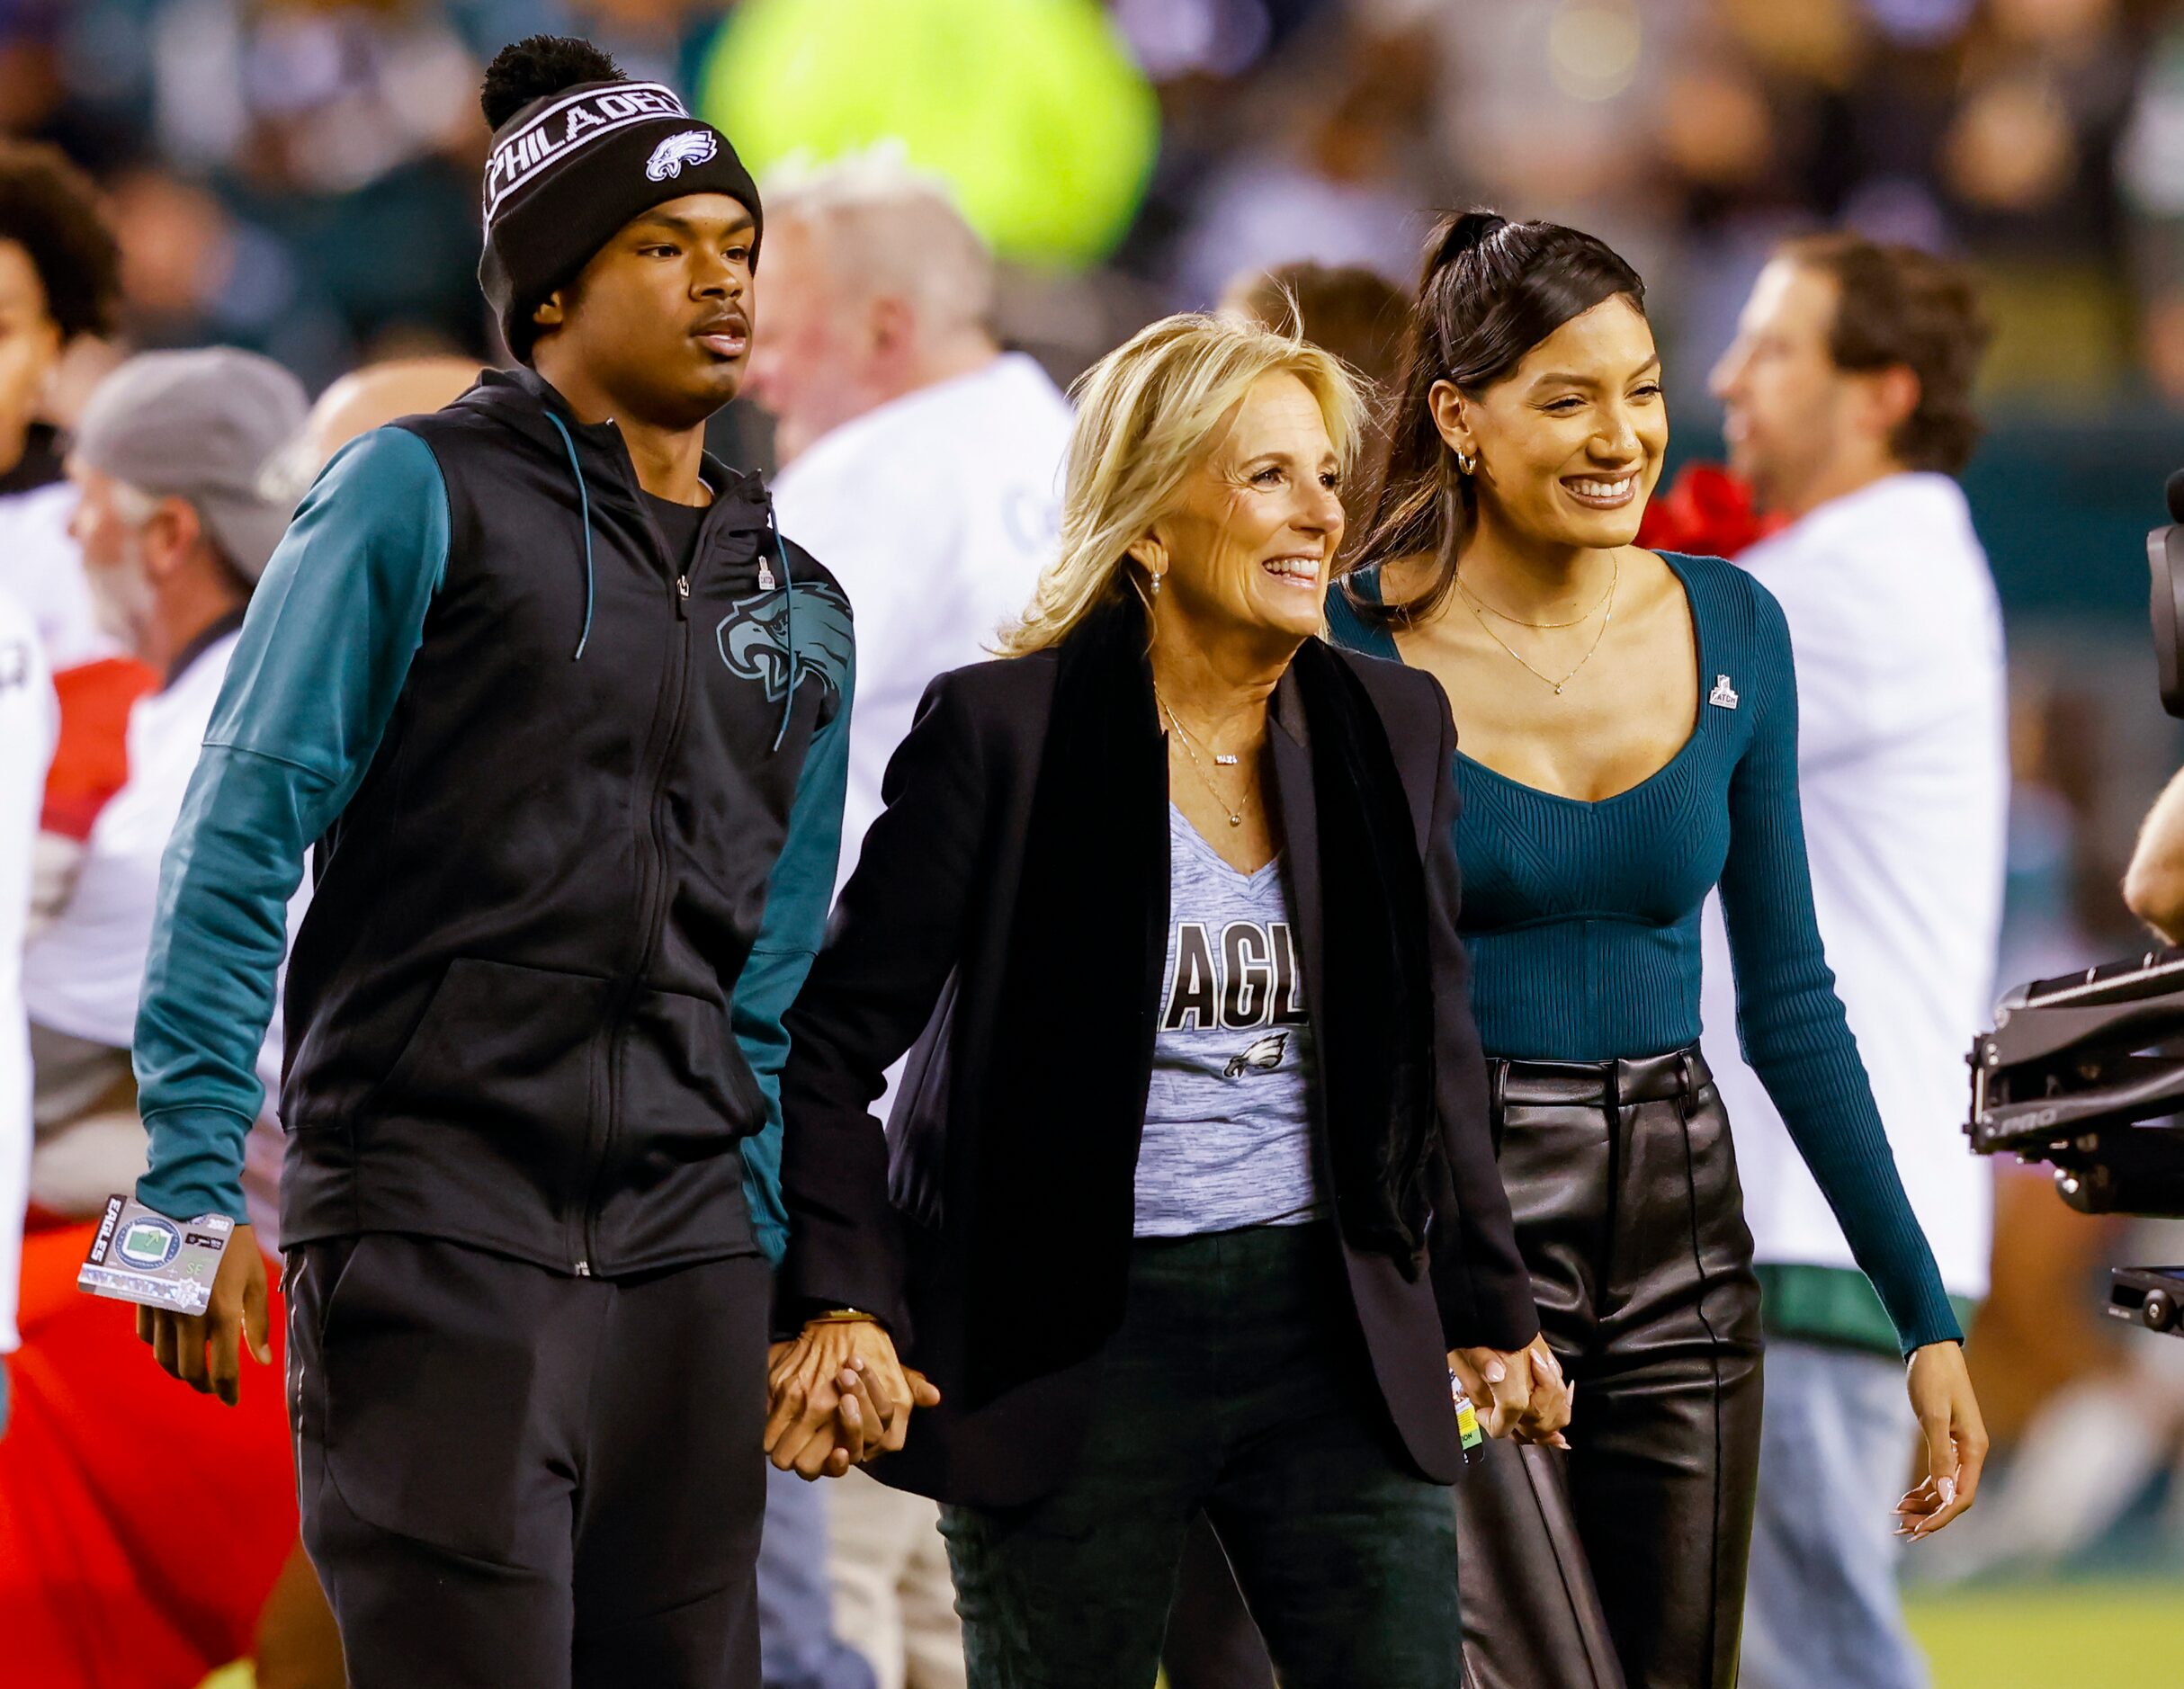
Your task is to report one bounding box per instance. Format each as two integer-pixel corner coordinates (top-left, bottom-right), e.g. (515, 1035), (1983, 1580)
(1456, 556), (1617, 629)
(1153, 684), (1252, 828)
(1461, 550), (1620, 696)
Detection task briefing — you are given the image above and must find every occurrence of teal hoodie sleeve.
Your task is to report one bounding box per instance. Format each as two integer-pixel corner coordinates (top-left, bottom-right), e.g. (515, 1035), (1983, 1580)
(134, 427), (450, 1224)
(731, 596), (855, 1265)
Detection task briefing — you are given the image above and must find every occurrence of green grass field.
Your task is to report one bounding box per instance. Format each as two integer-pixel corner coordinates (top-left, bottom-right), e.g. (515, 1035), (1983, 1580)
(197, 1582), (2184, 1689)
(1907, 1584), (2184, 1688)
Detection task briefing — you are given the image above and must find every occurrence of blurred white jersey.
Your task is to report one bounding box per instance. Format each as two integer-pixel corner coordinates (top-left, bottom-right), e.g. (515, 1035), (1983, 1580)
(771, 352), (1072, 889)
(0, 588), (58, 1351)
(23, 629), (242, 1048)
(1700, 472), (2008, 1300)
(0, 478), (116, 672)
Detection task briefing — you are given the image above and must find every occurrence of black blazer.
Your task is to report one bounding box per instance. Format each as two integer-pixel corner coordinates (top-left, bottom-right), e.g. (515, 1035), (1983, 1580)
(777, 633), (1538, 1507)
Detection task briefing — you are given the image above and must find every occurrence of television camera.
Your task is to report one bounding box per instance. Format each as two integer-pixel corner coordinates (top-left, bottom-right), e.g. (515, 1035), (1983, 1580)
(1967, 469), (2184, 1336)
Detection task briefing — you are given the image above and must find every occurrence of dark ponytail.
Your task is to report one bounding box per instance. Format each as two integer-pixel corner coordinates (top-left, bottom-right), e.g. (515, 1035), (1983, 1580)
(1345, 210), (1646, 627)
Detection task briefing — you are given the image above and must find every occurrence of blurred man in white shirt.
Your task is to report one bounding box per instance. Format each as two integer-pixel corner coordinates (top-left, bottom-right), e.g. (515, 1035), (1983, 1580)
(1704, 236), (2007, 1689)
(745, 152), (1073, 1689)
(0, 588), (56, 1437)
(749, 150), (1073, 893)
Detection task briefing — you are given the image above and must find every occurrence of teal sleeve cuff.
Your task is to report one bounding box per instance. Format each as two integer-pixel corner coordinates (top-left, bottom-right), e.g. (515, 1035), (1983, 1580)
(136, 1106), (255, 1224)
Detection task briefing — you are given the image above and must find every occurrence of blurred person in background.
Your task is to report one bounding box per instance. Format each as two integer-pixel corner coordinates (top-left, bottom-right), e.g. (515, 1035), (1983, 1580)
(297, 354), (484, 467)
(0, 346), (313, 1689)
(1220, 261), (1408, 396)
(1327, 211), (1986, 1689)
(25, 350), (308, 1219)
(0, 139), (152, 880)
(0, 139), (120, 675)
(1701, 234), (2007, 1689)
(1222, 259), (1407, 527)
(747, 147), (1071, 878)
(743, 148), (1072, 1689)
(0, 589), (56, 1443)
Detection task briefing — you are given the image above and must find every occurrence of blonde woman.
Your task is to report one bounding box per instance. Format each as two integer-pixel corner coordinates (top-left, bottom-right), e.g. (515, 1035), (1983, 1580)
(760, 314), (1568, 1688)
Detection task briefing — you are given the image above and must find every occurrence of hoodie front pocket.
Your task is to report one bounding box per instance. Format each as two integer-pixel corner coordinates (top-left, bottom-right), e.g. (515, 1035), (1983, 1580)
(613, 986), (762, 1166)
(363, 957), (615, 1211)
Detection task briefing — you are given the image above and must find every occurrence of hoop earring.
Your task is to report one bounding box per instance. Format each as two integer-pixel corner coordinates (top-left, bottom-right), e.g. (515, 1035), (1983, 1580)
(1455, 448), (1477, 476)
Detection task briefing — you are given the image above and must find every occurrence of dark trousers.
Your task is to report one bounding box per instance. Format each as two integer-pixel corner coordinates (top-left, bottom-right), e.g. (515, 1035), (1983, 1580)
(285, 1234), (771, 1689)
(1162, 1515), (1275, 1689)
(1460, 1047), (1765, 1689)
(940, 1222), (1463, 1689)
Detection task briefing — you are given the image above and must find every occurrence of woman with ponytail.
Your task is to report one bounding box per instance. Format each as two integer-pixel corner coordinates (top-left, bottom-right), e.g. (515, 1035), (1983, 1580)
(1324, 212), (1986, 1689)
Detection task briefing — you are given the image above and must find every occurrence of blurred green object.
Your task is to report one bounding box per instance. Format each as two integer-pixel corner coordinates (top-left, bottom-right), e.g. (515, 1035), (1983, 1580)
(696, 0), (1159, 269)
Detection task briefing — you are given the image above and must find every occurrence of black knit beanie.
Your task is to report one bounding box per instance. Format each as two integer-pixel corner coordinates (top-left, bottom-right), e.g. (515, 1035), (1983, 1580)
(478, 36), (763, 364)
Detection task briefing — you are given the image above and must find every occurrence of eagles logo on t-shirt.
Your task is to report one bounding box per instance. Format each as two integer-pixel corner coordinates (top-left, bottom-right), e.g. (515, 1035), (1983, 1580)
(1162, 918), (1308, 1077)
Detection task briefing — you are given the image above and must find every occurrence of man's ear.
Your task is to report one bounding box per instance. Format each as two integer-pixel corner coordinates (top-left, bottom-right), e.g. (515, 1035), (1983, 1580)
(1865, 363), (1921, 447)
(532, 290), (567, 334)
(868, 294), (914, 362)
(139, 496), (205, 582)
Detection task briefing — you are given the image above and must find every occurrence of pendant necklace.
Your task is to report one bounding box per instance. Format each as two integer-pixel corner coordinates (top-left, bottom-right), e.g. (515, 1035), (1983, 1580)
(1458, 550), (1620, 695)
(1153, 684), (1250, 827)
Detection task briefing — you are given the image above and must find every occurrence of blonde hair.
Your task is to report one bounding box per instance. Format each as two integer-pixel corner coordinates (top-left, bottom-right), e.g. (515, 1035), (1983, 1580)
(996, 313), (1362, 657)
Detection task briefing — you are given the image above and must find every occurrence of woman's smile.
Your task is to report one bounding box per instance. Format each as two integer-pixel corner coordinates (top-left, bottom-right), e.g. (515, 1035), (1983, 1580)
(1562, 472), (1639, 511)
(1259, 550), (1325, 590)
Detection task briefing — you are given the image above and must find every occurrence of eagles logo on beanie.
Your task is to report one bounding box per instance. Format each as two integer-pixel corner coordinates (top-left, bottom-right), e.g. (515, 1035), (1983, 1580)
(478, 36), (763, 363)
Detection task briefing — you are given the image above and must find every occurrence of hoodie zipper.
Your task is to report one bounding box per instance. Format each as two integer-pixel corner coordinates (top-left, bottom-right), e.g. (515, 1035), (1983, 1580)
(575, 458), (703, 1276)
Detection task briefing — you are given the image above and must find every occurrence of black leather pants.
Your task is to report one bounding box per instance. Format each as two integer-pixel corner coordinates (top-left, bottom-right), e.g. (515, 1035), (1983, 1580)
(1460, 1046), (1765, 1689)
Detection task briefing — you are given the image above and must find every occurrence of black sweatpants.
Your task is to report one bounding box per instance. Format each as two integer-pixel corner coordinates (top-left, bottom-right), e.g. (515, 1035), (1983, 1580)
(285, 1233), (771, 1689)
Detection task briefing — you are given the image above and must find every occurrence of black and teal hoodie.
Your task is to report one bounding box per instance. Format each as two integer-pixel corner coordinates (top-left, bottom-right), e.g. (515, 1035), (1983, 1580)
(132, 367), (854, 1273)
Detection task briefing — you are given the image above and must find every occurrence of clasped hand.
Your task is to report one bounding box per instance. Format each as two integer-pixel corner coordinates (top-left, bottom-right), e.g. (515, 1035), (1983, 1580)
(1451, 1334), (1573, 1448)
(764, 1319), (942, 1480)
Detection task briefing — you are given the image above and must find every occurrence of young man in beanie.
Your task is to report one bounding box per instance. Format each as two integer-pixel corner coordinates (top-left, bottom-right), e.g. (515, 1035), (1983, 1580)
(126, 37), (900, 1687)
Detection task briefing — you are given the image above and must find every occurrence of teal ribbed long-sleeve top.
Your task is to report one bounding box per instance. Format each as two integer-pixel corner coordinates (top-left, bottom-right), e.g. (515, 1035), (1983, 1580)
(1328, 552), (1959, 1353)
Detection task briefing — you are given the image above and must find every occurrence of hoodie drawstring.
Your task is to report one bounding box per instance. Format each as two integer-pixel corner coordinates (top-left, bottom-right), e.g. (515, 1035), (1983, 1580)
(769, 515), (795, 753)
(544, 412), (797, 756)
(542, 412), (595, 661)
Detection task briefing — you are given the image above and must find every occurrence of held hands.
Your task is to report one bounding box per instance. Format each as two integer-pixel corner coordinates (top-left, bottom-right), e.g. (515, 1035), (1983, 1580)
(764, 1318), (941, 1481)
(1451, 1334), (1573, 1449)
(1896, 1340), (1988, 1540)
(136, 1221), (272, 1407)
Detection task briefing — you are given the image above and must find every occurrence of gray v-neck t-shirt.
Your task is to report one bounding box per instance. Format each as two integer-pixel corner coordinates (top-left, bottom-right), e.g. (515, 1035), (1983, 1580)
(1133, 805), (1327, 1238)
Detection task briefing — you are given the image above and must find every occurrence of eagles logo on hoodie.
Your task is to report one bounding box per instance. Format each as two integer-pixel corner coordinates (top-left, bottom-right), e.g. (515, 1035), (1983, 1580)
(718, 584), (854, 703)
